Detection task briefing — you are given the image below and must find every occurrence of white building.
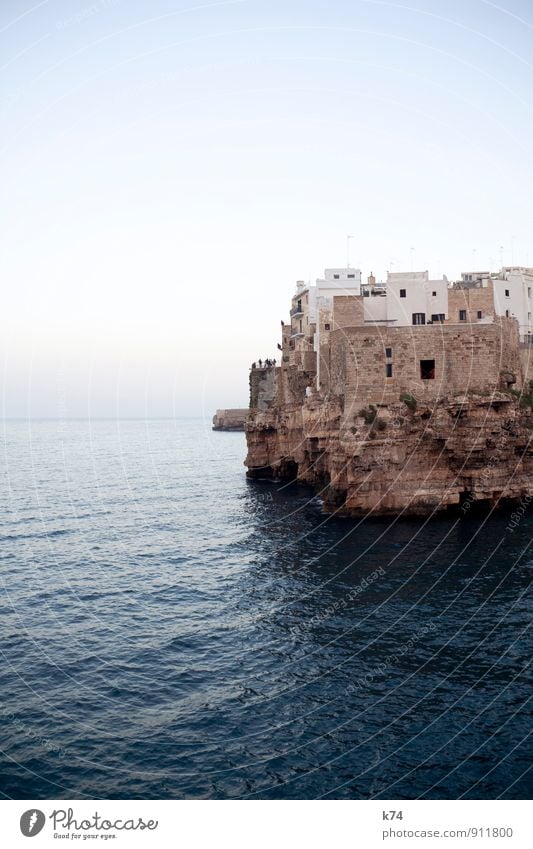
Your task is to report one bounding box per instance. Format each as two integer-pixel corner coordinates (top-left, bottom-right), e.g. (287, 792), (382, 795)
(493, 267), (533, 341)
(385, 270), (449, 326)
(286, 263), (533, 376)
(290, 268), (362, 337)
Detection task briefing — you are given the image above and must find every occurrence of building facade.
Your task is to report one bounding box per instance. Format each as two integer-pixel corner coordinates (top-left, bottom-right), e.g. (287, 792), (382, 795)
(281, 265), (533, 387)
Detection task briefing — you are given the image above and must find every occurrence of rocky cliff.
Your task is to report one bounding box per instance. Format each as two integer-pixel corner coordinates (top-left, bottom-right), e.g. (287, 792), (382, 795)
(245, 380), (533, 516)
(212, 408), (248, 431)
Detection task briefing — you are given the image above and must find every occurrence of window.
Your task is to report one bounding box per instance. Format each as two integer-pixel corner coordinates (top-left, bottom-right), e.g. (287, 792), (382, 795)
(385, 347), (392, 358)
(431, 314), (445, 322)
(477, 310), (482, 319)
(459, 310), (467, 321)
(400, 289), (406, 298)
(432, 291), (437, 297)
(324, 323), (330, 331)
(505, 289), (510, 297)
(505, 310), (510, 318)
(334, 274), (340, 279)
(412, 312), (426, 325)
(297, 299), (302, 312)
(386, 363), (393, 378)
(420, 359), (435, 380)
(347, 273), (355, 279)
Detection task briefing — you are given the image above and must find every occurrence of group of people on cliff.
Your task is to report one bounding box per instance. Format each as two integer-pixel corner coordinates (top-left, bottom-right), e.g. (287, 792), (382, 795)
(251, 358), (276, 369)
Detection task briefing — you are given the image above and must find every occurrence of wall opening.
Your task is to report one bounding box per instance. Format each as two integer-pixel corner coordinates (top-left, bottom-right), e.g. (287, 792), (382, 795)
(420, 359), (435, 380)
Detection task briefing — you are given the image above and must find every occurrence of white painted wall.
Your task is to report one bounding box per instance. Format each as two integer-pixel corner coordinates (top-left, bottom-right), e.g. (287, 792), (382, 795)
(363, 295), (388, 323)
(317, 268), (362, 298)
(385, 271), (449, 325)
(493, 270), (533, 338)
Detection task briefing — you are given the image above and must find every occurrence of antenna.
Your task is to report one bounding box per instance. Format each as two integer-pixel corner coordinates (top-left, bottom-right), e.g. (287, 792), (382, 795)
(346, 234), (354, 268)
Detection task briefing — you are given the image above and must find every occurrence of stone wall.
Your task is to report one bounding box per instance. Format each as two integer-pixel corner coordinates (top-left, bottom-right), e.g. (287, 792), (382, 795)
(324, 320), (523, 413)
(332, 294), (365, 328)
(212, 409), (248, 431)
(447, 282), (496, 323)
(249, 365), (316, 411)
(249, 368), (278, 410)
(519, 344), (533, 387)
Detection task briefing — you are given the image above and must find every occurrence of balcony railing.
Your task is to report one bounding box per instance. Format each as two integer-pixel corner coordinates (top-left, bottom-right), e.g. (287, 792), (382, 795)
(290, 305), (304, 317)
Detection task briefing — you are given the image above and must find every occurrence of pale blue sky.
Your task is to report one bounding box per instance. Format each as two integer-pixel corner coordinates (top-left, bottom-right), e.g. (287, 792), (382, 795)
(1, 0), (533, 416)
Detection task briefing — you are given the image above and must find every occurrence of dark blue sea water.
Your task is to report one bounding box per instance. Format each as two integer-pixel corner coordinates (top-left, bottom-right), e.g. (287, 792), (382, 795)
(0, 419), (531, 800)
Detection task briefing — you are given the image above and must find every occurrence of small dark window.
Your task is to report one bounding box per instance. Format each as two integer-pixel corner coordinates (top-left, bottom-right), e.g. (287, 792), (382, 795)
(412, 312), (426, 325)
(385, 347), (392, 358)
(477, 310), (482, 319)
(400, 289), (406, 298)
(386, 363), (393, 377)
(505, 289), (510, 297)
(431, 314), (445, 322)
(432, 291), (437, 297)
(347, 273), (355, 279)
(324, 323), (330, 331)
(505, 309), (510, 318)
(420, 359), (435, 380)
(334, 274), (340, 279)
(459, 309), (467, 321)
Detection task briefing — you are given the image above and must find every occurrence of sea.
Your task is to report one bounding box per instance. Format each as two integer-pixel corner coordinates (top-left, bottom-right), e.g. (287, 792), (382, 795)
(0, 418), (531, 800)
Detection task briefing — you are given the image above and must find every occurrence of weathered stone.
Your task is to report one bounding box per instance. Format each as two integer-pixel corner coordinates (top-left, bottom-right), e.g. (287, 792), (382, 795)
(212, 409), (248, 431)
(245, 392), (533, 517)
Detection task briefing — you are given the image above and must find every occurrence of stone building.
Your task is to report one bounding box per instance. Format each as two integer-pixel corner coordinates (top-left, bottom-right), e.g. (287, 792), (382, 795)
(279, 264), (533, 399)
(246, 262), (533, 517)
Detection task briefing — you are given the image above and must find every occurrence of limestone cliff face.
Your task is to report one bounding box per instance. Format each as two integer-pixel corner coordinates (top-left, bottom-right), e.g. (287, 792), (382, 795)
(245, 374), (533, 516)
(212, 408), (247, 431)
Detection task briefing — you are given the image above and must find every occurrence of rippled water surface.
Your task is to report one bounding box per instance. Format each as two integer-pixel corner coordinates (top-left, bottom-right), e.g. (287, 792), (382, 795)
(0, 419), (531, 799)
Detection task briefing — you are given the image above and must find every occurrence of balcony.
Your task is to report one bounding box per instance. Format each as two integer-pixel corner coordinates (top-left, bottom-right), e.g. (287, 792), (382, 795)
(290, 305), (304, 317)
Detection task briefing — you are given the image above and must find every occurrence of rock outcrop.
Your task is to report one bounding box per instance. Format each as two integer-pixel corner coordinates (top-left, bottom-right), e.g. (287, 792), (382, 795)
(212, 408), (247, 431)
(245, 379), (533, 516)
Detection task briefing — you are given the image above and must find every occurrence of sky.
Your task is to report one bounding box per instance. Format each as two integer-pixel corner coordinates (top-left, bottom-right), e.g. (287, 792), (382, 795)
(1, 0), (533, 417)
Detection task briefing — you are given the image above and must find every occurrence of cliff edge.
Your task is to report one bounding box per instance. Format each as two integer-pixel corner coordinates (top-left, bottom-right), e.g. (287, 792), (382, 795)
(246, 383), (533, 516)
(212, 408), (247, 431)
